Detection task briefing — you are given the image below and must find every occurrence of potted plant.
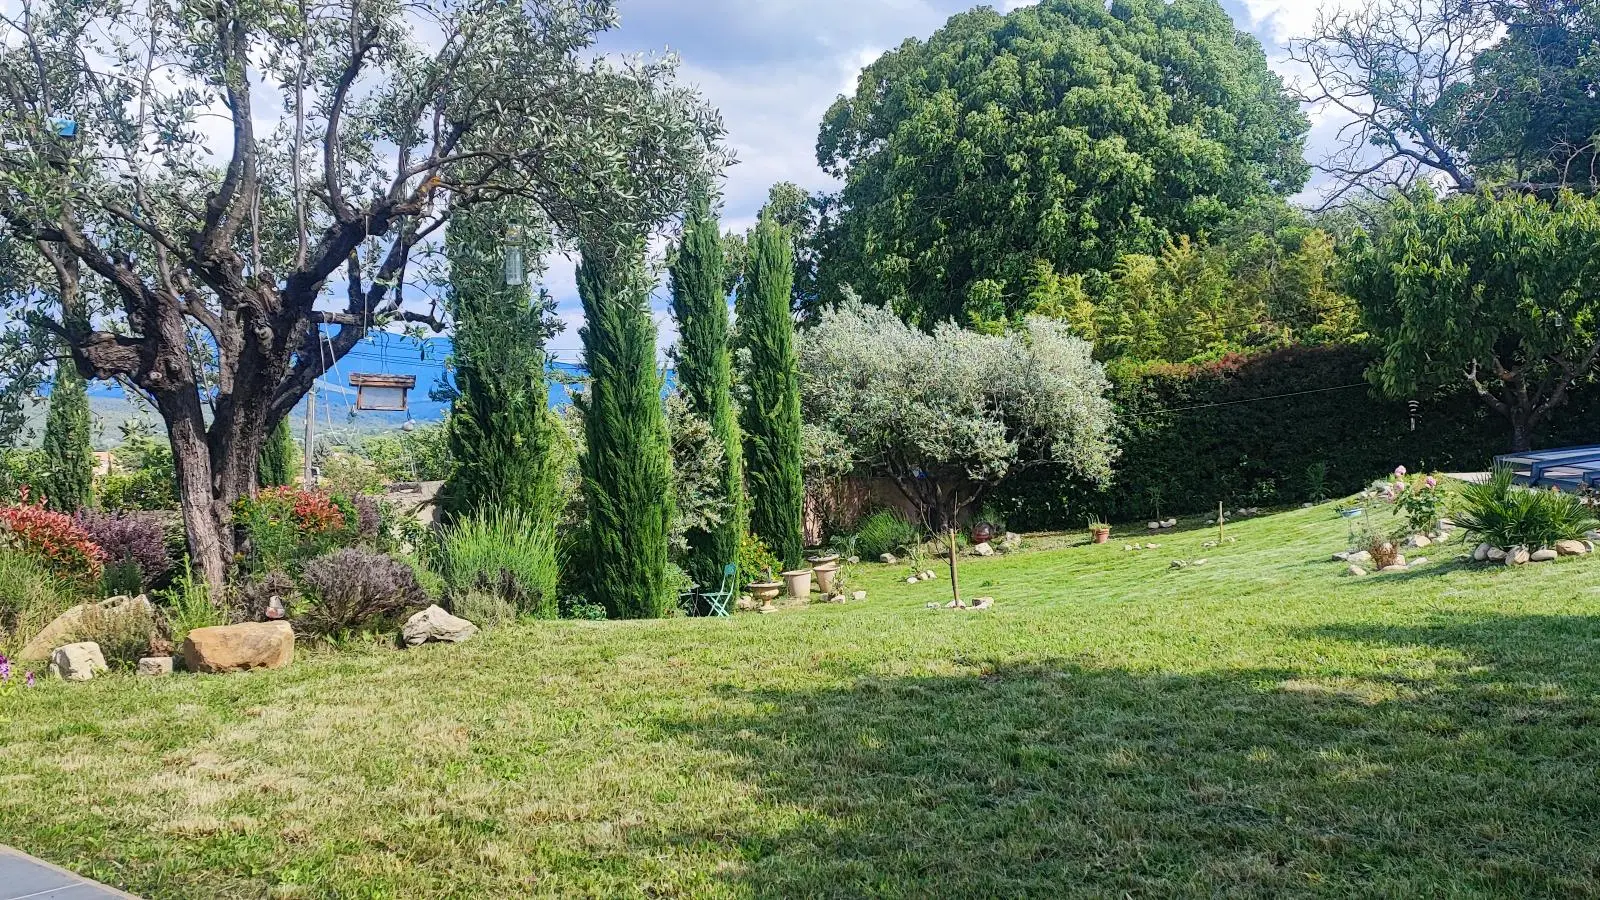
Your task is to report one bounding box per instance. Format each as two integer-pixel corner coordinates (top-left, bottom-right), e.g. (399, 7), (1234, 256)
(812, 558), (842, 595)
(747, 566), (783, 612)
(781, 567), (814, 600)
(1087, 517), (1111, 544)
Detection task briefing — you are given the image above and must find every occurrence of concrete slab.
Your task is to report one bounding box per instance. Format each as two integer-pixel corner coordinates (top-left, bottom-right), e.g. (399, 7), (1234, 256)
(0, 845), (138, 900)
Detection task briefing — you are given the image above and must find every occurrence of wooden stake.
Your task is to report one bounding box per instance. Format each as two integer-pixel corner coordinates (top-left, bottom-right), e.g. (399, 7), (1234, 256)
(1218, 501), (1225, 543)
(948, 527), (961, 607)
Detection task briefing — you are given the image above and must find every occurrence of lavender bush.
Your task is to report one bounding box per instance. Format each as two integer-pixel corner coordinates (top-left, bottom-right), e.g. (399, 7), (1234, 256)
(297, 549), (427, 637)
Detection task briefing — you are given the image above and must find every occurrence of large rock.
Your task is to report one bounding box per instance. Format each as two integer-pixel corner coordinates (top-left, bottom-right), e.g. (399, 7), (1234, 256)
(1473, 543), (1492, 562)
(19, 594), (152, 662)
(1531, 548), (1559, 563)
(136, 656), (175, 677)
(1555, 539), (1590, 557)
(403, 605), (479, 647)
(971, 542), (995, 557)
(182, 622), (294, 674)
(1505, 546), (1531, 567)
(49, 642), (107, 681)
(1487, 546), (1508, 563)
(1406, 534), (1433, 549)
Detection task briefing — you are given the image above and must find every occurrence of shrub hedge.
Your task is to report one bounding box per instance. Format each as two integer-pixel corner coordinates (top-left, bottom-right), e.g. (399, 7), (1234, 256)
(992, 344), (1600, 530)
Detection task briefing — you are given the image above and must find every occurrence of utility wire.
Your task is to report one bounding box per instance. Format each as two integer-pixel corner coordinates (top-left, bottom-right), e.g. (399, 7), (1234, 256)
(1123, 382), (1371, 420)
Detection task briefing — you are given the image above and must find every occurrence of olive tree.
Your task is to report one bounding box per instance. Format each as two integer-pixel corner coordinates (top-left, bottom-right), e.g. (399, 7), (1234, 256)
(0, 0), (726, 592)
(799, 298), (1117, 530)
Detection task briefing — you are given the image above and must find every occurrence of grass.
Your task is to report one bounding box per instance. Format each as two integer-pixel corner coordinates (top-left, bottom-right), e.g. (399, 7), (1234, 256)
(4, 502), (1600, 897)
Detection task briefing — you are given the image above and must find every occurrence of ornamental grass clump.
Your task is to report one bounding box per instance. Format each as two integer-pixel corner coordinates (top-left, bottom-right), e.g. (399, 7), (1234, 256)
(1455, 467), (1600, 550)
(437, 509), (558, 619)
(852, 510), (922, 561)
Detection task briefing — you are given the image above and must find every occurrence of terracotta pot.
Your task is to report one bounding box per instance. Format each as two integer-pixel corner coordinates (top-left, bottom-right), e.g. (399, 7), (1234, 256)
(1091, 527), (1111, 544)
(813, 562), (841, 595)
(781, 568), (813, 600)
(747, 581), (782, 610)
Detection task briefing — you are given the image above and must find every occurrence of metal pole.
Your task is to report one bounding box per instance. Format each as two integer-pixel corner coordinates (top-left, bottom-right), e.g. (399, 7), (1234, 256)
(303, 383), (315, 487)
(1218, 501), (1224, 543)
(948, 527), (961, 607)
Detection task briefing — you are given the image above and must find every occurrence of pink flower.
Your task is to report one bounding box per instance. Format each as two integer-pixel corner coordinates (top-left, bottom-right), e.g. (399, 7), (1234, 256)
(1425, 476), (1437, 489)
(24, 671), (35, 688)
(1395, 465), (1408, 477)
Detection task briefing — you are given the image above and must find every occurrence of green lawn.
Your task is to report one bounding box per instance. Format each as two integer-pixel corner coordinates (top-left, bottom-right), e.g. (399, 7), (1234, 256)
(5, 504), (1600, 898)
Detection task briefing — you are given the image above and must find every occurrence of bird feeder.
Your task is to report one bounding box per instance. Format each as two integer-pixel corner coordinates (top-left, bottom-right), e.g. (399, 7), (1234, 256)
(349, 373), (416, 411)
(503, 224), (526, 287)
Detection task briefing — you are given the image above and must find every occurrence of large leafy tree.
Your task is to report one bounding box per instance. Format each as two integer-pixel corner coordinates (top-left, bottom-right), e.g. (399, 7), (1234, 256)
(576, 238), (674, 619)
(443, 203), (564, 523)
(1346, 189), (1600, 451)
(0, 0), (725, 593)
(800, 299), (1116, 530)
(737, 212), (805, 571)
(38, 361), (92, 511)
(816, 0), (1308, 328)
(668, 193), (741, 588)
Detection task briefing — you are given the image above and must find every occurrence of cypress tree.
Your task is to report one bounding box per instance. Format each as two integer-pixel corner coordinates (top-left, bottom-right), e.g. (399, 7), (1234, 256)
(39, 361), (93, 512)
(576, 236), (674, 619)
(259, 418), (296, 487)
(669, 193), (742, 588)
(737, 212), (805, 570)
(443, 204), (562, 523)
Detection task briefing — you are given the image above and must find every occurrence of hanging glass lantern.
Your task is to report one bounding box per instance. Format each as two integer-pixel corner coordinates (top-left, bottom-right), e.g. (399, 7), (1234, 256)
(503, 224), (526, 287)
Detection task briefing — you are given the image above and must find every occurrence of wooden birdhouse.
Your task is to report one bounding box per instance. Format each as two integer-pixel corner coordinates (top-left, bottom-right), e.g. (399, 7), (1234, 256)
(349, 373), (416, 412)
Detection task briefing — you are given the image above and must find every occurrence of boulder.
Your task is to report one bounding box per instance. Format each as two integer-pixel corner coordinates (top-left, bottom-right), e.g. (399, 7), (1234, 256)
(851, 590), (868, 602)
(403, 605), (480, 647)
(1555, 539), (1589, 557)
(1392, 554), (1407, 568)
(1531, 548), (1559, 563)
(970, 597), (995, 610)
(182, 622), (294, 674)
(1473, 543), (1492, 562)
(48, 642), (107, 681)
(1406, 534), (1432, 549)
(879, 554), (898, 565)
(136, 656), (175, 677)
(1487, 546), (1508, 562)
(971, 542), (995, 557)
(1148, 522), (1161, 530)
(1162, 519), (1178, 528)
(1506, 546), (1531, 567)
(19, 594), (153, 662)
(1348, 550), (1373, 564)
(1347, 565), (1368, 577)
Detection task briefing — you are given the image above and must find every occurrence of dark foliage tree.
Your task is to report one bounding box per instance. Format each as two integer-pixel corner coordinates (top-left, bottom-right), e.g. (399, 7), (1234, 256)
(443, 203), (564, 523)
(0, 0), (725, 592)
(737, 213), (805, 570)
(258, 418), (296, 488)
(576, 238), (674, 619)
(668, 193), (741, 588)
(38, 362), (92, 512)
(817, 0), (1308, 327)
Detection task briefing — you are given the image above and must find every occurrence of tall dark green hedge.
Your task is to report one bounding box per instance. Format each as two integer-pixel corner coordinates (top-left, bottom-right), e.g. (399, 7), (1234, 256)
(669, 194), (742, 588)
(991, 344), (1590, 529)
(576, 237), (674, 619)
(39, 362), (92, 512)
(737, 213), (805, 570)
(259, 418), (296, 487)
(443, 205), (563, 523)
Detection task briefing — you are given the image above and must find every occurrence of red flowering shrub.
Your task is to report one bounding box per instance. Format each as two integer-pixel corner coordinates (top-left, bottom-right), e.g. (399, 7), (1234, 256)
(0, 492), (105, 587)
(236, 487), (357, 572)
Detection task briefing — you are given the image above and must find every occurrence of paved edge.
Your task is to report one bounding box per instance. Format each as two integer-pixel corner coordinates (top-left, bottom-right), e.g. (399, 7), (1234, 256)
(0, 844), (142, 899)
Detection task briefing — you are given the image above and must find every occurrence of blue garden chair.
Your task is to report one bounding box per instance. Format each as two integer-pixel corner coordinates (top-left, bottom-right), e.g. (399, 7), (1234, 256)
(682, 563), (737, 617)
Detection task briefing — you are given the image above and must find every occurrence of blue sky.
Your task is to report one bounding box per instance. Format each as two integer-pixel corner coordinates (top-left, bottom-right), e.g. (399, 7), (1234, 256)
(530, 0), (1346, 361)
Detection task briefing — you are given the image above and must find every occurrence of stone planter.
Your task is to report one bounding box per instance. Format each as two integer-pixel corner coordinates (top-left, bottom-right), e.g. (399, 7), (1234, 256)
(807, 552), (840, 567)
(747, 581), (782, 612)
(813, 562), (841, 595)
(781, 568), (813, 600)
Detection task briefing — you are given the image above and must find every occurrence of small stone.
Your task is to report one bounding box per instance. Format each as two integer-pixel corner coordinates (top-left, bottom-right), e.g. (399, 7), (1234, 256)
(925, 602), (940, 609)
(1487, 546), (1508, 562)
(1302, 503), (1315, 509)
(971, 541), (995, 557)
(1193, 558), (1210, 566)
(846, 556), (860, 565)
(944, 599), (964, 609)
(922, 570), (938, 580)
(1411, 557), (1429, 567)
(1393, 554), (1407, 568)
(1145, 543), (1158, 550)
(48, 642), (107, 682)
(880, 553), (898, 565)
(1555, 539), (1589, 557)
(1203, 541), (1217, 549)
(905, 576), (919, 584)
(1473, 543), (1491, 562)
(1379, 564), (1408, 573)
(1171, 560), (1187, 569)
(828, 595), (847, 603)
(1333, 551), (1350, 562)
(851, 590), (868, 602)
(971, 597), (994, 610)
(1506, 546), (1531, 566)
(1148, 522), (1161, 530)
(736, 595), (756, 611)
(1163, 519), (1177, 528)
(1124, 544), (1135, 551)
(136, 656), (174, 677)
(1531, 548), (1558, 562)
(403, 605), (479, 646)
(1407, 534), (1432, 549)
(1347, 565), (1368, 576)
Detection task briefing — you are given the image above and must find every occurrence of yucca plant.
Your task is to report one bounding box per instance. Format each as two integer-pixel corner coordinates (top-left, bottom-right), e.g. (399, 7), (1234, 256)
(437, 508), (559, 619)
(1454, 467), (1599, 549)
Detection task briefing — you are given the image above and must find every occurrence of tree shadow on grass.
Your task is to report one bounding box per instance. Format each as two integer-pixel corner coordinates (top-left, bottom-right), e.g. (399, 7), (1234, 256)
(648, 617), (1600, 898)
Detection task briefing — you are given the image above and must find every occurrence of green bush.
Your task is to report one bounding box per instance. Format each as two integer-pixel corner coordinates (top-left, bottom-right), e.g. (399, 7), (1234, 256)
(852, 510), (922, 560)
(437, 508), (558, 619)
(157, 560), (224, 644)
(1454, 468), (1600, 550)
(65, 599), (156, 670)
(736, 530), (781, 584)
(0, 548), (77, 652)
(453, 590), (516, 629)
